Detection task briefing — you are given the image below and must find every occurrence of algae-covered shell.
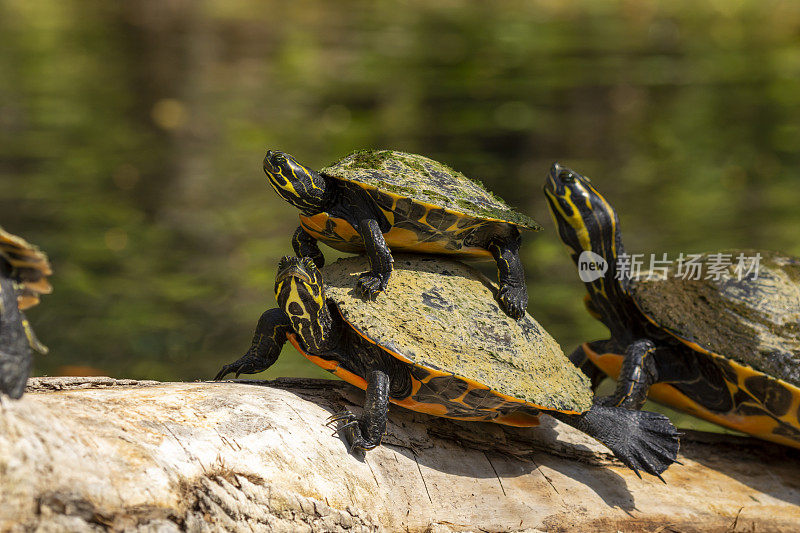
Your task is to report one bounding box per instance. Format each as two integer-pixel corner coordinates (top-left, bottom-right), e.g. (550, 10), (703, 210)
(320, 150), (540, 229)
(0, 226), (52, 310)
(321, 254), (592, 412)
(631, 250), (800, 387)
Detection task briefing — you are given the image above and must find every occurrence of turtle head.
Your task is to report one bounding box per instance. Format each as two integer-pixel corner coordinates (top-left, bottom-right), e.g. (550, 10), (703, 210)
(263, 150), (329, 214)
(543, 163), (621, 265)
(274, 255), (334, 353)
(544, 163), (638, 333)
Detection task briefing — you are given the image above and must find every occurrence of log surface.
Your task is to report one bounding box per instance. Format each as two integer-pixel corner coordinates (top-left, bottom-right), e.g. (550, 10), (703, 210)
(1, 377), (799, 532)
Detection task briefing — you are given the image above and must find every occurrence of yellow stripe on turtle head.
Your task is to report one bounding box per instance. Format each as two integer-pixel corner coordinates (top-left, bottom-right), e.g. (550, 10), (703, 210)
(263, 150), (327, 211)
(543, 163), (619, 273)
(544, 185), (593, 254)
(274, 256), (327, 351)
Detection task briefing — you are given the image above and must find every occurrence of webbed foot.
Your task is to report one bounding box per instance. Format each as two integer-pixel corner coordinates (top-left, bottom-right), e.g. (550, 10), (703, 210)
(555, 404), (680, 478)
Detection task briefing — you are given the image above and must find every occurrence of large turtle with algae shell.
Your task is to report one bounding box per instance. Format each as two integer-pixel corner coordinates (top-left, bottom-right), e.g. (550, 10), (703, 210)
(216, 254), (679, 478)
(262, 148), (541, 319)
(1, 226), (51, 399)
(544, 163), (800, 449)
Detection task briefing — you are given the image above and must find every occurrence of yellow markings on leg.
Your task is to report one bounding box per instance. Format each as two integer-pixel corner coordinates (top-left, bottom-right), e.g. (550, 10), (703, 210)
(612, 344), (656, 407)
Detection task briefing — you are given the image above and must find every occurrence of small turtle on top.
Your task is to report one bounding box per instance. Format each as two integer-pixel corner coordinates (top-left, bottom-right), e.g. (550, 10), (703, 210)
(216, 254), (679, 478)
(0, 226), (51, 399)
(544, 163), (800, 449)
(262, 149), (541, 319)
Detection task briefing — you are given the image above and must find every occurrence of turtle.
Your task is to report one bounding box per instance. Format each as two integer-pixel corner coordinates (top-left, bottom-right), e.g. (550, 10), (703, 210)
(543, 162), (800, 449)
(215, 254), (680, 477)
(261, 148), (542, 319)
(0, 226), (51, 399)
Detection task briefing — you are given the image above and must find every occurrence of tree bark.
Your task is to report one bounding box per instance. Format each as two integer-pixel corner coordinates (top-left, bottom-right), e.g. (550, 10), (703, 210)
(1, 377), (798, 532)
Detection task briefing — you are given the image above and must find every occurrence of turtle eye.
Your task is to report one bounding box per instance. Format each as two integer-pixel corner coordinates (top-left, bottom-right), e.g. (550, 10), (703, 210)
(560, 171), (575, 183)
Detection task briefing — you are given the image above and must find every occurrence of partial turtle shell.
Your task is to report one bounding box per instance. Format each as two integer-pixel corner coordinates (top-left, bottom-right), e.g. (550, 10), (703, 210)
(322, 254), (592, 412)
(0, 226), (52, 310)
(320, 150), (541, 229)
(631, 250), (800, 387)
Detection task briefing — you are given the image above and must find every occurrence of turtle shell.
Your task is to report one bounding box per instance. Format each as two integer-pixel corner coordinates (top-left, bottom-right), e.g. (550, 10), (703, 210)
(320, 254), (592, 413)
(320, 150), (540, 229)
(0, 226), (52, 310)
(630, 250), (800, 387)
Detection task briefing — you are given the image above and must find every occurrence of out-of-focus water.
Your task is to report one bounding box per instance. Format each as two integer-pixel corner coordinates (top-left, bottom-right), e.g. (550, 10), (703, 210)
(1, 0), (799, 431)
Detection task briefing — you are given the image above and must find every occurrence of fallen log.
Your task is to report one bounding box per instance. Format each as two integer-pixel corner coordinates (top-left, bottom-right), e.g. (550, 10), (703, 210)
(1, 377), (799, 532)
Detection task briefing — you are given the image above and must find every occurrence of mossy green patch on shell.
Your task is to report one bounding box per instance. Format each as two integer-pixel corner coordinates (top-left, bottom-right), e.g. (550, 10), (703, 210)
(321, 254), (592, 412)
(320, 150), (541, 230)
(632, 250), (800, 386)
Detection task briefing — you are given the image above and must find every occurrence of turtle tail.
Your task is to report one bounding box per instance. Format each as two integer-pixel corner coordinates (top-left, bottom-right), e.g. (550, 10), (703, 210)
(554, 403), (680, 479)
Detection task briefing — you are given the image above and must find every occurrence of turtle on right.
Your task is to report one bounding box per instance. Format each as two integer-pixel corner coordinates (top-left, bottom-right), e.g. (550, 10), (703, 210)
(544, 163), (800, 449)
(1, 226), (51, 399)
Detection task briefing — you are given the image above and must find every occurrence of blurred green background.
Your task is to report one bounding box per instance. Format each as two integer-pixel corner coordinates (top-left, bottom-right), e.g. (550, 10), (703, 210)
(2, 0), (799, 430)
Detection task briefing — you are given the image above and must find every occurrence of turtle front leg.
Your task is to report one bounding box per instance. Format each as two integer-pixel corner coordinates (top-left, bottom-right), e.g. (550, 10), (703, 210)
(214, 308), (292, 380)
(292, 226), (325, 268)
(355, 219), (393, 298)
(328, 369), (390, 452)
(601, 339), (659, 410)
(488, 231), (527, 319)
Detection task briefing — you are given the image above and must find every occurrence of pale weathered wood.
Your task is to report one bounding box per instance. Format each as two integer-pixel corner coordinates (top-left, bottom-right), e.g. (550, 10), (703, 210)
(1, 377), (799, 532)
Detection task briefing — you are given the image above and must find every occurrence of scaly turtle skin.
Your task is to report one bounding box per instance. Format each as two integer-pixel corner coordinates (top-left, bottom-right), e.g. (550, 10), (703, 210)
(216, 254), (679, 478)
(262, 149), (541, 319)
(544, 163), (800, 449)
(0, 226), (51, 399)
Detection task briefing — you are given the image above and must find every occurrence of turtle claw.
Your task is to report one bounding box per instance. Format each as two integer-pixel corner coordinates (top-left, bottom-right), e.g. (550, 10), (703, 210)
(214, 364), (236, 381)
(329, 417), (358, 437)
(325, 411), (355, 426)
(213, 354), (268, 381)
(497, 283), (527, 320)
(356, 271), (390, 299)
(338, 420), (360, 433)
(326, 409), (378, 453)
(327, 409), (357, 425)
